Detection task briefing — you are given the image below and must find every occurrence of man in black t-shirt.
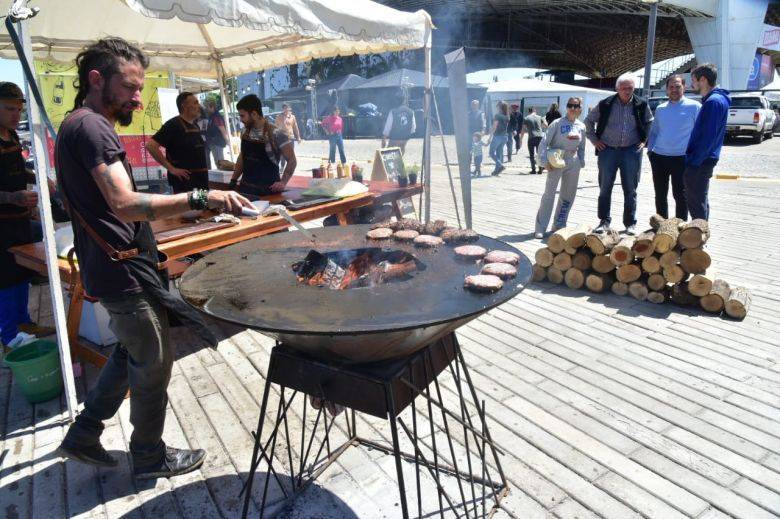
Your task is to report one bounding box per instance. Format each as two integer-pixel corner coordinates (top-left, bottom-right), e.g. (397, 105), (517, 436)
(56, 38), (251, 481)
(147, 92), (209, 193)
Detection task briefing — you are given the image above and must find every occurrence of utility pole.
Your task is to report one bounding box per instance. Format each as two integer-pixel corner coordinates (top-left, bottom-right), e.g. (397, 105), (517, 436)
(642, 0), (659, 96)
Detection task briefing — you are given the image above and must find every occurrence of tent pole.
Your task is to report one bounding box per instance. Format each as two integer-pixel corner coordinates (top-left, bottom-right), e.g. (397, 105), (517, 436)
(15, 16), (78, 420)
(215, 61), (236, 162)
(423, 26), (433, 223)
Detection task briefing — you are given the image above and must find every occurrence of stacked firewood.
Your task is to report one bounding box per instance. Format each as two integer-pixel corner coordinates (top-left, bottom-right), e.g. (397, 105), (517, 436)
(532, 217), (751, 319)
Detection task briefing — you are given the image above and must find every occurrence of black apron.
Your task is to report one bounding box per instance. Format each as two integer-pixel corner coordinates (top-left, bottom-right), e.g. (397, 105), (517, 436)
(239, 132), (280, 196)
(0, 131), (34, 289)
(167, 117), (209, 193)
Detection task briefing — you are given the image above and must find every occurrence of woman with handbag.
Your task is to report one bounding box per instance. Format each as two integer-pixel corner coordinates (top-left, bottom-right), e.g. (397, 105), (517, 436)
(534, 97), (587, 239)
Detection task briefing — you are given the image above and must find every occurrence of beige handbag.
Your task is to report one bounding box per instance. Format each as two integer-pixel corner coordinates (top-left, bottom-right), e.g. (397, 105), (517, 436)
(547, 149), (566, 169)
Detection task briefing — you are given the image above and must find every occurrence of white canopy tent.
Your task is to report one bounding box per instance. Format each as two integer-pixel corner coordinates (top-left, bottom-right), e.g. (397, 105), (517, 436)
(1, 0), (433, 419)
(484, 78), (614, 120)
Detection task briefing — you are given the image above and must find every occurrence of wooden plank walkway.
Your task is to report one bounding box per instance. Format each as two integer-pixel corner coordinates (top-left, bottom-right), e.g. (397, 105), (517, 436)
(2, 140), (780, 518)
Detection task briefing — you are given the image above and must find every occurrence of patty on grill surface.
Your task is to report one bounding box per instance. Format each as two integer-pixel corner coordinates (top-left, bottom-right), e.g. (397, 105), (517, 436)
(464, 274), (503, 293)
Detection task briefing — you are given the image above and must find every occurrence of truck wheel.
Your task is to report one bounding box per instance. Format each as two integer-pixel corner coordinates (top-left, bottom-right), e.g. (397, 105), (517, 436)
(754, 131), (764, 144)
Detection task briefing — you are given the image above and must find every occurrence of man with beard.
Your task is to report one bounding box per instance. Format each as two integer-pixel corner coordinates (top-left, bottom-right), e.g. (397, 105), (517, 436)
(56, 38), (252, 480)
(146, 92), (209, 193)
(0, 82), (55, 349)
(229, 94), (296, 195)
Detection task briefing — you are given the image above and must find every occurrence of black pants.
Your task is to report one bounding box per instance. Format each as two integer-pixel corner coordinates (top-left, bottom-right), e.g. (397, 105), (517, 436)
(63, 292), (173, 468)
(528, 136), (542, 172)
(648, 152), (687, 220)
(505, 134), (512, 161)
(684, 162), (715, 220)
(514, 133), (521, 151)
(167, 170), (209, 194)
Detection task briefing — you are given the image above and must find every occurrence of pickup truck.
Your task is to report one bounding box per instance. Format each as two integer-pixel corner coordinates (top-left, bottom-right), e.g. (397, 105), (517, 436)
(726, 95), (776, 143)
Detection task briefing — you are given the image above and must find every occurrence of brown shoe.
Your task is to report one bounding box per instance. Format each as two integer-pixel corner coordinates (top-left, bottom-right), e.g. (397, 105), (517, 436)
(18, 322), (56, 337)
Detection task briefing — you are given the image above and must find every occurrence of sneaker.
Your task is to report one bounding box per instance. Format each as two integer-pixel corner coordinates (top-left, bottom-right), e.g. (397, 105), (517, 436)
(18, 322), (56, 337)
(58, 440), (118, 467)
(530, 169), (537, 175)
(5, 331), (37, 350)
(594, 220), (610, 234)
(133, 446), (206, 480)
(534, 232), (544, 239)
(624, 225), (637, 236)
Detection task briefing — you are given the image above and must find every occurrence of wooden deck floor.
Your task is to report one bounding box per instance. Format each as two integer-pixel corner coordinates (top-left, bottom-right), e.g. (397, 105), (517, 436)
(2, 144), (780, 518)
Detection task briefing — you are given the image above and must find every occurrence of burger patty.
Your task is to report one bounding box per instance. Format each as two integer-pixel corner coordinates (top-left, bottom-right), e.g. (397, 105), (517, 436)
(464, 274), (503, 293)
(413, 234), (444, 248)
(442, 228), (480, 244)
(393, 229), (420, 242)
(370, 220), (393, 230)
(454, 245), (487, 259)
(366, 227), (394, 240)
(483, 250), (520, 266)
(481, 262), (517, 279)
(422, 219), (448, 236)
(390, 218), (423, 232)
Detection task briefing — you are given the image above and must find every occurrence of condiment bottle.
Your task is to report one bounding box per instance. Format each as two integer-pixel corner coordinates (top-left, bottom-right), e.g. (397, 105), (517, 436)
(326, 162), (333, 178)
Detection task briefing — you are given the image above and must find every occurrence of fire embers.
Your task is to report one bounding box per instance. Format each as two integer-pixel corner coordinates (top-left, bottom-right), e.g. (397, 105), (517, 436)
(293, 248), (424, 290)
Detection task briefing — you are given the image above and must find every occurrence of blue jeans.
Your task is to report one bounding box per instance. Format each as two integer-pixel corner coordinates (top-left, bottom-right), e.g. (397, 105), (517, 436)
(0, 281), (31, 345)
(328, 134), (346, 163)
(473, 153), (482, 174)
(597, 146), (642, 227)
(683, 162), (715, 220)
(489, 134), (507, 171)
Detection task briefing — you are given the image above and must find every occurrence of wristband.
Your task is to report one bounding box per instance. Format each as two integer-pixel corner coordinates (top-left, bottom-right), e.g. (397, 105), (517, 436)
(188, 189), (209, 210)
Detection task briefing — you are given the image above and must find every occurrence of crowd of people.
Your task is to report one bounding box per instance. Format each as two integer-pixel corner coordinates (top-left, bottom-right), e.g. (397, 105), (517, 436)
(470, 64), (731, 240)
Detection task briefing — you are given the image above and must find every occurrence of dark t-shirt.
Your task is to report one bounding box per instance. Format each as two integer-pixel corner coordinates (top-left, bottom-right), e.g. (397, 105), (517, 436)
(493, 113), (509, 134)
(152, 116), (208, 172)
(0, 130), (28, 216)
(55, 107), (141, 299)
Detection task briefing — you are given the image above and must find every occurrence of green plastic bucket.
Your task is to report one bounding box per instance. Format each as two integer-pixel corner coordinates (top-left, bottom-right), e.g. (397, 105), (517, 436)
(3, 340), (63, 404)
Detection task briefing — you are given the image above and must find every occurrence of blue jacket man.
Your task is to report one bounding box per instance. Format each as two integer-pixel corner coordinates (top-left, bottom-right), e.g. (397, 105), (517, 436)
(684, 63), (731, 220)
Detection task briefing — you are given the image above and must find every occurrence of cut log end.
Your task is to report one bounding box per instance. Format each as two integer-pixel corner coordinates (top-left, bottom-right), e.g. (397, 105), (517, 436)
(586, 229), (620, 255)
(678, 219), (710, 249)
(535, 247), (554, 268)
(547, 266), (565, 284)
(564, 268), (585, 289)
(641, 255), (661, 274)
(700, 279), (730, 313)
(628, 281), (648, 301)
(572, 250), (593, 271)
(611, 281), (629, 296)
(532, 263), (547, 282)
(552, 252), (573, 272)
(724, 286), (750, 320)
(688, 273), (715, 297)
(647, 291), (666, 304)
(585, 272), (613, 293)
(680, 248), (711, 274)
(647, 273), (666, 291)
(592, 254), (616, 274)
(616, 264), (642, 283)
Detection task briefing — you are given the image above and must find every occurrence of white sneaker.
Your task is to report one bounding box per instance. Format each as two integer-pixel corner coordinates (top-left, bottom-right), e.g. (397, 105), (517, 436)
(534, 232), (544, 239)
(625, 225), (637, 236)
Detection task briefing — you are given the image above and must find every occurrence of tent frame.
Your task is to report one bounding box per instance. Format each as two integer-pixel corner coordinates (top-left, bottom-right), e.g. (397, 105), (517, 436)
(5, 0), (433, 420)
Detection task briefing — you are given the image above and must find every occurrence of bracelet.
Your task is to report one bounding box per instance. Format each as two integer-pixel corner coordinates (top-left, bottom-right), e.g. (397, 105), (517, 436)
(188, 189), (209, 210)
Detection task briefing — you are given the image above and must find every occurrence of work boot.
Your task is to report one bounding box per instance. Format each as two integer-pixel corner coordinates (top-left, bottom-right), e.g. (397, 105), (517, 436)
(133, 446), (206, 480)
(58, 439), (118, 467)
(18, 322), (56, 337)
(625, 225), (637, 236)
(594, 220), (611, 234)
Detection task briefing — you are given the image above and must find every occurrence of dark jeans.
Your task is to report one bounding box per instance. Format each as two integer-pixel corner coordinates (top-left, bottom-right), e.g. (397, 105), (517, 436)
(328, 134), (347, 163)
(528, 136), (542, 172)
(597, 146), (642, 226)
(684, 162), (715, 220)
(513, 133), (521, 151)
(473, 153), (482, 174)
(63, 292), (173, 468)
(649, 152), (687, 220)
(505, 133), (513, 161)
(0, 281), (31, 345)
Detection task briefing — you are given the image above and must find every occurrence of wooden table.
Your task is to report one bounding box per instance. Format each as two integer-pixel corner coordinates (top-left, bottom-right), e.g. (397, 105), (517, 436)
(10, 176), (421, 367)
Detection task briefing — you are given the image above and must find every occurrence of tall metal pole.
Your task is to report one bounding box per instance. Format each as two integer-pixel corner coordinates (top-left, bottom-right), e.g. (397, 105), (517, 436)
(642, 2), (659, 96)
(423, 24), (433, 223)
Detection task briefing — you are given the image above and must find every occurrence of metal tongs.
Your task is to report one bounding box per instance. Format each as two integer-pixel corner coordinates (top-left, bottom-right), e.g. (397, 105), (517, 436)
(242, 204), (316, 242)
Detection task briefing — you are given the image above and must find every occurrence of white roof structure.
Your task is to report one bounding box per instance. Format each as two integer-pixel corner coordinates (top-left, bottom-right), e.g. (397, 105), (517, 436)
(0, 0), (433, 78)
(485, 78), (612, 96)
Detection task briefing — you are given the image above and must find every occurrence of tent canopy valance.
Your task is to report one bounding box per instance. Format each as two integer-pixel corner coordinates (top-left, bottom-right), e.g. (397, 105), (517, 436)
(0, 0), (433, 77)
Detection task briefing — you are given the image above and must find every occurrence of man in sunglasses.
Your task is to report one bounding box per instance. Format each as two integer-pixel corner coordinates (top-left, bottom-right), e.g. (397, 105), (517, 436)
(585, 73), (654, 235)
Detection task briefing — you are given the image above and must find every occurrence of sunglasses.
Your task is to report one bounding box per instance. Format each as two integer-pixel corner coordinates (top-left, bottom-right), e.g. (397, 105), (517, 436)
(567, 104), (582, 109)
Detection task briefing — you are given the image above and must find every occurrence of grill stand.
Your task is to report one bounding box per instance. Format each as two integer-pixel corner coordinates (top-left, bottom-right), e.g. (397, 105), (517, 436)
(240, 333), (509, 518)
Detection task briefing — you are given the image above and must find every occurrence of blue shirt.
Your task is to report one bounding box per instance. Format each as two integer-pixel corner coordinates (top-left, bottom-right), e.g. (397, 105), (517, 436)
(647, 97), (701, 156)
(686, 88), (731, 167)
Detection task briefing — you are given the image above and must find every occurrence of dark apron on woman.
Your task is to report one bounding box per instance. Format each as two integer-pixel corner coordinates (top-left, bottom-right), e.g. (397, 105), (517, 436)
(238, 133), (280, 196)
(0, 132), (34, 289)
(167, 118), (209, 193)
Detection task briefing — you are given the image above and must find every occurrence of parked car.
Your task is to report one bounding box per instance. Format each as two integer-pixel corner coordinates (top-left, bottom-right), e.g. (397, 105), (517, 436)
(726, 94), (776, 143)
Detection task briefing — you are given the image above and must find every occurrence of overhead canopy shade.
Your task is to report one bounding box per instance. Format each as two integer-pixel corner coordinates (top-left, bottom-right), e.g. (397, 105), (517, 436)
(0, 0), (433, 77)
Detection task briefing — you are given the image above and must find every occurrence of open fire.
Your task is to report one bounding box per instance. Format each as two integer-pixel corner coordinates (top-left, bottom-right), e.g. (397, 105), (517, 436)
(293, 248), (425, 290)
